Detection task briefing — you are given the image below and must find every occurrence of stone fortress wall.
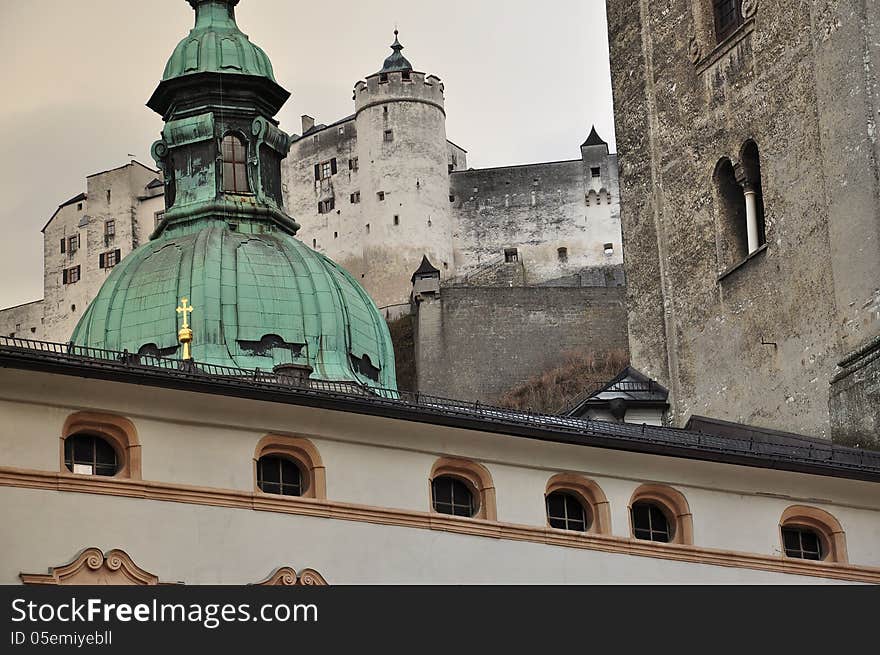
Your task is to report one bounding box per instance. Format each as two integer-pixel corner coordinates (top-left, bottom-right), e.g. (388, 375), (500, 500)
(606, 0), (880, 444)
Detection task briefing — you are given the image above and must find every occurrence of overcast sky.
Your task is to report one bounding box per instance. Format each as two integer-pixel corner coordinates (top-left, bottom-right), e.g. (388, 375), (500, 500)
(0, 0), (616, 308)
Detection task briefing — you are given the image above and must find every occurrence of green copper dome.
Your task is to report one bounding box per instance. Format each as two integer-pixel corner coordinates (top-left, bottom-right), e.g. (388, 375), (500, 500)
(163, 0), (276, 82)
(71, 219), (396, 389)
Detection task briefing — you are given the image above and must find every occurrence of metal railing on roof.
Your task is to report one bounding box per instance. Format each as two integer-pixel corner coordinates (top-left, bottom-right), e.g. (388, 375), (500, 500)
(0, 336), (878, 476)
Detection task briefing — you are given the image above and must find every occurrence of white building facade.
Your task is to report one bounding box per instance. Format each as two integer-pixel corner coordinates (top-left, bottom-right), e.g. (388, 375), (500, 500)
(0, 162), (165, 343)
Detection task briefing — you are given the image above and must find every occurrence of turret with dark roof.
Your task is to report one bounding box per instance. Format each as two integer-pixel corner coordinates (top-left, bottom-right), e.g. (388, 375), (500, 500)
(379, 30), (414, 74)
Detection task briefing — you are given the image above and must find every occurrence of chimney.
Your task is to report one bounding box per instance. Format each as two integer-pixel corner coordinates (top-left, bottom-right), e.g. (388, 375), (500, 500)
(301, 115), (315, 134)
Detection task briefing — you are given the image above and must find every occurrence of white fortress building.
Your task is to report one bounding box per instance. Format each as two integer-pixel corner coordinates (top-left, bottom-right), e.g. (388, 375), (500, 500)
(0, 31), (622, 339)
(0, 162), (165, 342)
(283, 32), (623, 315)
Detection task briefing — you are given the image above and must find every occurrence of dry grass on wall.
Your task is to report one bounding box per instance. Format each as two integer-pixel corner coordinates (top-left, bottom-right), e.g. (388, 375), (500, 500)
(497, 349), (630, 414)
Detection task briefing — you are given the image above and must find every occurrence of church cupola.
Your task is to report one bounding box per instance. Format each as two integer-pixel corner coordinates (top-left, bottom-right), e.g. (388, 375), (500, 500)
(147, 0), (296, 238)
(379, 30), (414, 75)
(71, 0), (398, 391)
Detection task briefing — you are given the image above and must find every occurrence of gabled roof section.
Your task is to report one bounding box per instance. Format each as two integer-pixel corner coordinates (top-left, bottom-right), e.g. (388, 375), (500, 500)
(564, 367), (669, 416)
(41, 193), (86, 233)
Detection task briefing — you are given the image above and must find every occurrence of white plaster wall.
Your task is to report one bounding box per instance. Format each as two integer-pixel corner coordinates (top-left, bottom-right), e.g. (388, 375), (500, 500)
(0, 367), (878, 575)
(0, 486), (857, 585)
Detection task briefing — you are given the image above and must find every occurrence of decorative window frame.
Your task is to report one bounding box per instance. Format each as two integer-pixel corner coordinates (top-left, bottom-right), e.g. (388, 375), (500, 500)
(254, 435), (326, 500)
(61, 411), (141, 480)
(779, 505), (848, 564)
(255, 567), (329, 586)
(429, 457), (497, 521)
(545, 473), (612, 535)
(21, 548), (162, 585)
(628, 484), (694, 545)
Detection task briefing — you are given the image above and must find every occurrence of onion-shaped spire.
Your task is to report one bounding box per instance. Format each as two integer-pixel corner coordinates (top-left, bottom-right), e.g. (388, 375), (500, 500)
(380, 30), (414, 74)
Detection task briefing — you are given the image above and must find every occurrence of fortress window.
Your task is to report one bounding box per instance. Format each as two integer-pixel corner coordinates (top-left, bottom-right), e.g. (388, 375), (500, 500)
(740, 140), (767, 254)
(64, 434), (119, 477)
(312, 239), (317, 248)
(318, 199), (335, 214)
(155, 210), (165, 227)
(402, 71), (411, 81)
(504, 248), (519, 264)
(393, 215), (400, 226)
(604, 243), (615, 256)
(557, 247), (568, 263)
(349, 157), (359, 171)
(77, 203), (83, 211)
(106, 190), (111, 204)
(257, 456), (304, 498)
(334, 232), (338, 239)
(62, 266), (81, 285)
(100, 250), (121, 269)
(104, 219), (115, 238)
(384, 129), (394, 142)
(317, 158), (337, 180)
(591, 167), (601, 178)
(380, 73), (389, 83)
(67, 235), (80, 254)
(351, 192), (361, 204)
(449, 194), (455, 203)
(338, 126), (345, 135)
(713, 0), (744, 42)
(222, 133), (250, 193)
(366, 224), (371, 234)
(377, 191), (385, 202)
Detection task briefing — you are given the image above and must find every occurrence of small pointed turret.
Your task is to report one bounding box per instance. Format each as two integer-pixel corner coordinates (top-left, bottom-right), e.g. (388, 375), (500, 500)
(582, 126), (608, 148)
(380, 30), (414, 74)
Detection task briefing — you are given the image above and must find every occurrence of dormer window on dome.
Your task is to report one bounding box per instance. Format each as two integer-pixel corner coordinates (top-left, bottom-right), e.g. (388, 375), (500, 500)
(222, 133), (250, 193)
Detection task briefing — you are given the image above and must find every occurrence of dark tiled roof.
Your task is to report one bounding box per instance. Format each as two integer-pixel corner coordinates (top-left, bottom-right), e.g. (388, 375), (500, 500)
(379, 30), (413, 74)
(0, 337), (878, 483)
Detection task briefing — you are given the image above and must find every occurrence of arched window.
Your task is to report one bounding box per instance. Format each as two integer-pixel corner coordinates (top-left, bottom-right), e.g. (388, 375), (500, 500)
(253, 435), (326, 500)
(714, 157), (748, 267)
(429, 458), (497, 521)
(545, 473), (612, 535)
(739, 140), (767, 251)
(222, 133), (250, 193)
(64, 434), (118, 477)
(546, 492), (589, 532)
(713, 0), (744, 42)
(631, 501), (672, 543)
(61, 411), (141, 480)
(629, 484), (694, 545)
(432, 476), (475, 517)
(779, 506), (848, 564)
(257, 456), (303, 497)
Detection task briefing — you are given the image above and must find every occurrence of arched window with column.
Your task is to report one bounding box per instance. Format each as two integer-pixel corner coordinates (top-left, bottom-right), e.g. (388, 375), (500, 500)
(222, 133), (250, 193)
(739, 140), (767, 253)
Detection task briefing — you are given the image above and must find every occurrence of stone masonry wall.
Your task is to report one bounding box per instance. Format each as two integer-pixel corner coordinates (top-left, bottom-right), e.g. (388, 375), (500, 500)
(415, 286), (629, 403)
(607, 0), (880, 440)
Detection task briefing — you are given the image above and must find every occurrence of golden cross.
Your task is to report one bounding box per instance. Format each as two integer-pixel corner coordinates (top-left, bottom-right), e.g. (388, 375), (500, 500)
(176, 297), (194, 329)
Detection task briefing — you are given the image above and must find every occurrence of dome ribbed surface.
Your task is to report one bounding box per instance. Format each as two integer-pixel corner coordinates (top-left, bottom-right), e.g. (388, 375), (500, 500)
(71, 222), (396, 389)
(163, 0), (276, 82)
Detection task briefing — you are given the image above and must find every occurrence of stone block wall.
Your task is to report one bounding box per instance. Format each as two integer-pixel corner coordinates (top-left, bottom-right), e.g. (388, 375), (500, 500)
(415, 286), (629, 403)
